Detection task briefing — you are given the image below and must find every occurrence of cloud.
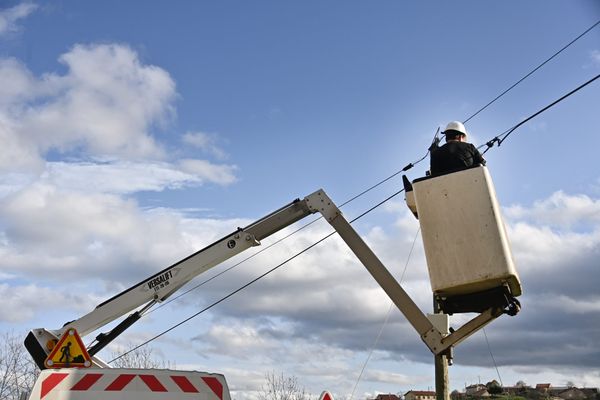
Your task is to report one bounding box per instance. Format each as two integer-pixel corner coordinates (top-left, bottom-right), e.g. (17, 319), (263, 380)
(453, 191), (600, 369)
(10, 160), (235, 195)
(591, 50), (600, 66)
(195, 322), (280, 360)
(183, 131), (229, 160)
(0, 2), (38, 36)
(0, 283), (97, 322)
(2, 158), (598, 391)
(361, 369), (419, 386)
(162, 188), (600, 371)
(178, 159), (237, 186)
(505, 191), (600, 229)
(0, 182), (250, 285)
(0, 43), (177, 172)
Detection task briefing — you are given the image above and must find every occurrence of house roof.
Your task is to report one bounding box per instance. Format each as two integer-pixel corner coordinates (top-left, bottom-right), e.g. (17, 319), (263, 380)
(405, 391), (436, 396)
(466, 384), (486, 389)
(537, 384), (552, 389)
(376, 395), (400, 400)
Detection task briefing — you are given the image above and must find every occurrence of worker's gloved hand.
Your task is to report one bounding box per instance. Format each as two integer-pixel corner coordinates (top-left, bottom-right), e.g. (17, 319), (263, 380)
(428, 136), (440, 152)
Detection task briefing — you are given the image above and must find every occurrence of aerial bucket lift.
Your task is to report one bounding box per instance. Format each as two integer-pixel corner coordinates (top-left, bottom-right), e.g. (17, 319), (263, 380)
(24, 180), (521, 400)
(404, 165), (521, 315)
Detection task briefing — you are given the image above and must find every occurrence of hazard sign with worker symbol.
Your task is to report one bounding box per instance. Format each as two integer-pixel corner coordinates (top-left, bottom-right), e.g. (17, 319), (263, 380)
(45, 328), (92, 369)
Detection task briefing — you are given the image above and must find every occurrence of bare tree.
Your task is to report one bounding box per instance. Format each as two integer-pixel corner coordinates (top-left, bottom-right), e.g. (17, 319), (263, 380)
(0, 331), (39, 400)
(109, 343), (174, 369)
(258, 371), (312, 400)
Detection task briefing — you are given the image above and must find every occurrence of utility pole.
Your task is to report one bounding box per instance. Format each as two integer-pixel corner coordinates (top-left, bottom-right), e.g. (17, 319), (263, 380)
(434, 297), (450, 400)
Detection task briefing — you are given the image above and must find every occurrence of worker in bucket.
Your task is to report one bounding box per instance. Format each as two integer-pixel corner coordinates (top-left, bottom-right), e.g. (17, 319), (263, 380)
(429, 121), (486, 176)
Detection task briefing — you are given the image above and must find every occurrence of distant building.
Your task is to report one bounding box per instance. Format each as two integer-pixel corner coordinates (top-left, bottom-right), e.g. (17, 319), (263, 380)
(556, 388), (587, 400)
(453, 382), (598, 400)
(472, 389), (490, 398)
(374, 394), (401, 400)
(581, 388), (599, 399)
(466, 385), (487, 396)
(404, 390), (435, 400)
(536, 384), (552, 393)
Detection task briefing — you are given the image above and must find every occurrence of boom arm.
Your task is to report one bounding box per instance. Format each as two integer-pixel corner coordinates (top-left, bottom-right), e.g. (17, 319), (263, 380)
(26, 196), (315, 369)
(26, 189), (504, 370)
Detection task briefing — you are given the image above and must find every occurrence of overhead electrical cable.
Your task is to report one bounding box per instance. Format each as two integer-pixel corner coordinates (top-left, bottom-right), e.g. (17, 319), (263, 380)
(110, 73), (598, 362)
(142, 20), (599, 317)
(483, 328), (503, 387)
(472, 72), (600, 383)
(463, 19), (600, 124)
(148, 217), (322, 314)
(150, 166), (420, 315)
(110, 26), (600, 361)
(143, 69), (600, 318)
(480, 72), (600, 154)
(109, 189), (405, 364)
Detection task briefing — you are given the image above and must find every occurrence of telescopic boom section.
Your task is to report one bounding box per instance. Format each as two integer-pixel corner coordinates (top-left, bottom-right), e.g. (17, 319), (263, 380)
(26, 195), (316, 369)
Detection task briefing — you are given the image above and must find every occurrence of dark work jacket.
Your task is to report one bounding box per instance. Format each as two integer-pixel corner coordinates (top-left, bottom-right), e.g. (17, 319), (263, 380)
(430, 141), (486, 176)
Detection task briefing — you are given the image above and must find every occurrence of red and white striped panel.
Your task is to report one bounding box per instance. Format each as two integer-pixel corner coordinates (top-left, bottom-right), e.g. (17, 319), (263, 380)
(33, 369), (228, 400)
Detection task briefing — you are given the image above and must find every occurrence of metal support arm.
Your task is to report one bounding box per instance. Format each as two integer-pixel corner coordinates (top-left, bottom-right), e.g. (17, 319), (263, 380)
(305, 191), (445, 353)
(305, 190), (503, 356)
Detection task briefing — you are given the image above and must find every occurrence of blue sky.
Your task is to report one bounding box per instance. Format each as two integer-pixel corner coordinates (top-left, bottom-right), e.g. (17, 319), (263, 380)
(0, 1), (599, 399)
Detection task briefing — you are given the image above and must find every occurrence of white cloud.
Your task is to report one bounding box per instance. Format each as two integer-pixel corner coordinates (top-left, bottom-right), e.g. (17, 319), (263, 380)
(0, 271), (17, 280)
(0, 2), (37, 36)
(361, 369), (418, 385)
(0, 283), (96, 322)
(505, 191), (600, 229)
(1, 167), (597, 392)
(178, 159), (237, 186)
(0, 43), (177, 172)
(183, 131), (229, 160)
(0, 43), (239, 192)
(591, 50), (600, 66)
(508, 222), (599, 272)
(0, 183), (249, 283)
(0, 58), (38, 104)
(32, 160), (235, 195)
(200, 323), (279, 359)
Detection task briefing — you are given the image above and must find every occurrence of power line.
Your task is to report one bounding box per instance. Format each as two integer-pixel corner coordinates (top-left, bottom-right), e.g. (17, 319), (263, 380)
(474, 72), (600, 383)
(109, 30), (600, 363)
(109, 189), (405, 364)
(480, 72), (600, 154)
(110, 72), (599, 362)
(148, 216), (322, 314)
(482, 328), (503, 387)
(125, 26), (600, 322)
(149, 164), (420, 315)
(463, 19), (600, 124)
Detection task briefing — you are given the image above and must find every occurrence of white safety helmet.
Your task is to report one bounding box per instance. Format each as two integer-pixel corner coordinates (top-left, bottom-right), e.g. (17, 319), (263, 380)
(443, 121), (468, 136)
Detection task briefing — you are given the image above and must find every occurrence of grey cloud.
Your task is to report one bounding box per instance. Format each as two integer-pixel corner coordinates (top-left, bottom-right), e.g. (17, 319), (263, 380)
(171, 190), (600, 373)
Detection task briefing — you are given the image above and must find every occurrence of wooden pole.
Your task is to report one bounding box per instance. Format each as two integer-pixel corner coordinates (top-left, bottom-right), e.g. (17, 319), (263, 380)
(434, 297), (450, 400)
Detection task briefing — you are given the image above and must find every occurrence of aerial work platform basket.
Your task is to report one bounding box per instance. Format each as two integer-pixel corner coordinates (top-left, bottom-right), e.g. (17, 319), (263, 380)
(405, 166), (521, 314)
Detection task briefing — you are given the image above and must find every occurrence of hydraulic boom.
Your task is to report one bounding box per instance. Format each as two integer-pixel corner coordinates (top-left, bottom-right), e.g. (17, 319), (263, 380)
(26, 188), (510, 371)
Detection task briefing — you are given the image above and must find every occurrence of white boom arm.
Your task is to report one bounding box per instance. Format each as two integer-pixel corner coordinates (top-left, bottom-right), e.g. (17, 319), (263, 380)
(26, 189), (506, 370)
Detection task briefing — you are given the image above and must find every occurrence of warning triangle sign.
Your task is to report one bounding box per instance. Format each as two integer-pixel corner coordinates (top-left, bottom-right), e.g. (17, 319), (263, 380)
(45, 328), (92, 369)
(319, 391), (334, 400)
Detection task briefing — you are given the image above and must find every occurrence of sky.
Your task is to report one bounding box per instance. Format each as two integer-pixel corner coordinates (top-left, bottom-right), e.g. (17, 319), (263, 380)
(0, 1), (599, 399)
